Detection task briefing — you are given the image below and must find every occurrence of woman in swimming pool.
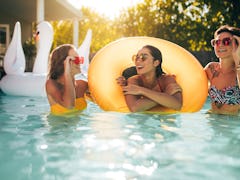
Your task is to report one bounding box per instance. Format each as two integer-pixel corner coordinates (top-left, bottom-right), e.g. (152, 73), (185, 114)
(45, 44), (88, 115)
(117, 45), (182, 112)
(204, 25), (240, 115)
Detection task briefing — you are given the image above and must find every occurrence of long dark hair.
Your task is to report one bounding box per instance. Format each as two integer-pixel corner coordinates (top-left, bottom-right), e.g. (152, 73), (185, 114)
(143, 45), (165, 77)
(48, 44), (74, 80)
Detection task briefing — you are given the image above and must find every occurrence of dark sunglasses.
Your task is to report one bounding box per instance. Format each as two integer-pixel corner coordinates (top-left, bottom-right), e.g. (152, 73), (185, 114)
(211, 37), (232, 47)
(132, 53), (150, 63)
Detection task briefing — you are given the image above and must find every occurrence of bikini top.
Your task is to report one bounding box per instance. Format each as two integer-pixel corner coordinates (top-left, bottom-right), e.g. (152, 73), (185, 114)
(209, 85), (240, 105)
(207, 63), (240, 105)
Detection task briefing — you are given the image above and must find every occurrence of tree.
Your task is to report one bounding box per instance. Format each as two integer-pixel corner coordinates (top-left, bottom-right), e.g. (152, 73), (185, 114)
(51, 7), (122, 54)
(51, 20), (73, 49)
(115, 0), (240, 51)
(50, 0), (240, 53)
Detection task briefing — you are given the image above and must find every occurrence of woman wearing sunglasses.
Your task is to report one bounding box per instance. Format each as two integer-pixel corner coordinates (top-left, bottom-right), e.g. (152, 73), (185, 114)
(45, 44), (88, 115)
(117, 45), (182, 112)
(204, 25), (240, 115)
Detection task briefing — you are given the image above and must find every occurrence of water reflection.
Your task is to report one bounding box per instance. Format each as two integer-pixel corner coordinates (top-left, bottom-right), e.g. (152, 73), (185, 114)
(206, 113), (240, 159)
(1, 94), (240, 179)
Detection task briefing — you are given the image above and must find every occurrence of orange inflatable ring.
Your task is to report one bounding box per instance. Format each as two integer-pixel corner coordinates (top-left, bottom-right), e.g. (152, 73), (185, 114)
(88, 37), (208, 113)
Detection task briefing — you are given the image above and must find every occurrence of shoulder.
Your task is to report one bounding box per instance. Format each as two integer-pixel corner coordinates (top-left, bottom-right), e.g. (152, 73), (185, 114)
(160, 74), (177, 84)
(159, 74), (182, 94)
(45, 79), (59, 94)
(204, 62), (219, 71)
(45, 79), (61, 105)
(46, 79), (55, 90)
(159, 74), (178, 89)
(128, 75), (141, 85)
(204, 62), (220, 78)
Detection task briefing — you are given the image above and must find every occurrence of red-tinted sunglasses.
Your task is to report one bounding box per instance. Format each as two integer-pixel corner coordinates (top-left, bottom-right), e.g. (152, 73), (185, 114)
(73, 56), (84, 65)
(211, 37), (232, 47)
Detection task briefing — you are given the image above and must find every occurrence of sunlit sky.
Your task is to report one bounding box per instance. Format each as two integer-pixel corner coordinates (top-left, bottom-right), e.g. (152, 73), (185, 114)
(67, 0), (144, 19)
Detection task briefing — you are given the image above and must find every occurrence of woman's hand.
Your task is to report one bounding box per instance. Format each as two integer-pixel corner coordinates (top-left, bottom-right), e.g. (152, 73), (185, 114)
(70, 56), (81, 76)
(64, 56), (72, 74)
(116, 76), (127, 86)
(122, 84), (142, 95)
(232, 35), (240, 67)
(64, 56), (81, 78)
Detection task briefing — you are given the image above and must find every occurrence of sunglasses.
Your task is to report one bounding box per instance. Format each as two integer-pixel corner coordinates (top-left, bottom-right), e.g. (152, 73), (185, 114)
(211, 37), (232, 47)
(73, 56), (84, 65)
(132, 53), (151, 63)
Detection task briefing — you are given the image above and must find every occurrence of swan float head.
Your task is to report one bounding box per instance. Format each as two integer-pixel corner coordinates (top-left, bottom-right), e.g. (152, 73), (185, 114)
(76, 29), (92, 81)
(32, 21), (53, 74)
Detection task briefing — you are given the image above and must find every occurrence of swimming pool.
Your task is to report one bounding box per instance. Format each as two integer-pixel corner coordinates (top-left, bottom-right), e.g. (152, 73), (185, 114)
(0, 94), (239, 180)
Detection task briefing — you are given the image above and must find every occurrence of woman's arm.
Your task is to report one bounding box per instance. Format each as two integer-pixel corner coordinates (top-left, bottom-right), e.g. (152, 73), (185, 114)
(232, 35), (240, 88)
(75, 80), (88, 98)
(117, 76), (157, 112)
(122, 76), (182, 112)
(46, 57), (76, 109)
(62, 57), (76, 108)
(116, 76), (127, 86)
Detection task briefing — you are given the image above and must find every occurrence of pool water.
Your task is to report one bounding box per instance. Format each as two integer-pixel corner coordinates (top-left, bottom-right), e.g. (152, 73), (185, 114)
(0, 94), (240, 180)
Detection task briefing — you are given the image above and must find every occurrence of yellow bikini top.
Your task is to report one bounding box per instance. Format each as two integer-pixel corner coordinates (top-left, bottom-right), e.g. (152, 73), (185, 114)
(50, 97), (87, 115)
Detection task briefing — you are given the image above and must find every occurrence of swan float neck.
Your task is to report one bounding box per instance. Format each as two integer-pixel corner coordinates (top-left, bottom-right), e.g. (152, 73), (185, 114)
(33, 21), (53, 74)
(77, 29), (92, 80)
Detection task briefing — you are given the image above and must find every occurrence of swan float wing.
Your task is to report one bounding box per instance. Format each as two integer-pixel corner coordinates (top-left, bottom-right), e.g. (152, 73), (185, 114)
(3, 21), (26, 75)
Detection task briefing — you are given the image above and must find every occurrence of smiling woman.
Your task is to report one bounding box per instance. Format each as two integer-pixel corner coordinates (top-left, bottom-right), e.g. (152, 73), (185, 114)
(88, 37), (208, 113)
(67, 0), (144, 19)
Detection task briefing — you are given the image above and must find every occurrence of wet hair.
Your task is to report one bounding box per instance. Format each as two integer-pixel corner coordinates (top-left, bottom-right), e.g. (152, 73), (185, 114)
(121, 45), (165, 79)
(122, 66), (137, 80)
(214, 25), (240, 38)
(143, 45), (165, 77)
(48, 44), (75, 80)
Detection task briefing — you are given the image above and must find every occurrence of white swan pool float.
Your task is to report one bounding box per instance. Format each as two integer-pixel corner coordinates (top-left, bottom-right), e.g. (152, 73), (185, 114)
(0, 21), (92, 97)
(0, 21), (53, 96)
(75, 29), (92, 82)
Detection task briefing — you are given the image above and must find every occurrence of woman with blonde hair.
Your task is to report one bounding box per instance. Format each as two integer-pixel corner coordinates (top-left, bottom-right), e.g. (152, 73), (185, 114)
(117, 45), (182, 112)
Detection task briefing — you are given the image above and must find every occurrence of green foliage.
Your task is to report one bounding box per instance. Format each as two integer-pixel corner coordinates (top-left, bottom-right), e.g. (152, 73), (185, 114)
(51, 20), (73, 49)
(79, 7), (121, 53)
(49, 0), (240, 53)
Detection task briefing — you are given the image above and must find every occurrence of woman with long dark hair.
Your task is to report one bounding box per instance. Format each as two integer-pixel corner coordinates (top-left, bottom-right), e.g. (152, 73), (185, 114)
(117, 45), (182, 112)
